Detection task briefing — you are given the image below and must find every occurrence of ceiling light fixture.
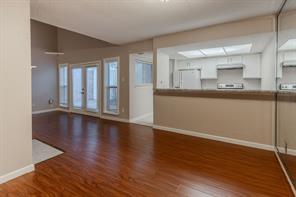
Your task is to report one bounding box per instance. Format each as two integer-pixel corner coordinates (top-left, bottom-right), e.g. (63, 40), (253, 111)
(279, 39), (296, 51)
(178, 50), (205, 58)
(224, 43), (252, 55)
(200, 47), (226, 57)
(160, 0), (170, 2)
(178, 43), (253, 59)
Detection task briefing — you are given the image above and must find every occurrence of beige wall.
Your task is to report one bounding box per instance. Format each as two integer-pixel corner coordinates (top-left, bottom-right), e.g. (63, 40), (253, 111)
(153, 15), (277, 146)
(31, 20), (59, 112)
(0, 0), (33, 177)
(58, 37), (153, 120)
(154, 95), (275, 145)
(277, 100), (296, 150)
(57, 28), (114, 51)
(153, 15), (276, 49)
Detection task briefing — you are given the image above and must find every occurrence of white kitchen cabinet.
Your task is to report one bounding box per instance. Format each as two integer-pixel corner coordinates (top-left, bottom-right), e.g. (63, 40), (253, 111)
(284, 51), (296, 61)
(228, 56), (243, 64)
(217, 56), (242, 65)
(201, 58), (217, 79)
(277, 51), (296, 78)
(242, 54), (261, 78)
(216, 57), (228, 65)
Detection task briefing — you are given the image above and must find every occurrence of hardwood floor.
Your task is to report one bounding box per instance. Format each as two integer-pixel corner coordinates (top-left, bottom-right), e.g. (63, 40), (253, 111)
(0, 111), (293, 196)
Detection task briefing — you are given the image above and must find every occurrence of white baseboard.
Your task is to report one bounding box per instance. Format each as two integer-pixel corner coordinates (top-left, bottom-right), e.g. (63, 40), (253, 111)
(33, 108), (130, 123)
(100, 115), (129, 123)
(32, 108), (59, 114)
(0, 164), (35, 184)
(277, 146), (296, 156)
(275, 149), (296, 196)
(58, 108), (70, 113)
(70, 110), (100, 118)
(129, 113), (153, 123)
(153, 125), (274, 151)
(131, 122), (153, 127)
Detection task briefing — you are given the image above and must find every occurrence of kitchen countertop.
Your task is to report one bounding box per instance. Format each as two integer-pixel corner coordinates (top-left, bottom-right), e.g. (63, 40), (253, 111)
(154, 89), (277, 101)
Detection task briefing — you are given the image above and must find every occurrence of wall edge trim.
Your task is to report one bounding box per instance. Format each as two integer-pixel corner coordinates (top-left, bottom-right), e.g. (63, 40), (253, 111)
(275, 149), (296, 196)
(0, 164), (35, 184)
(129, 113), (153, 122)
(100, 115), (130, 123)
(32, 108), (59, 114)
(153, 125), (274, 151)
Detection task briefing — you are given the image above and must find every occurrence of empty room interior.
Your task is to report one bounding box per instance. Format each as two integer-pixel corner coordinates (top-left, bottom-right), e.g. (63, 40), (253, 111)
(2, 0), (296, 196)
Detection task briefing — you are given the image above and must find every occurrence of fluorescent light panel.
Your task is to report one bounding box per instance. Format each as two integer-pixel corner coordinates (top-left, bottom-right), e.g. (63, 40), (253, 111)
(279, 39), (296, 51)
(178, 43), (252, 59)
(178, 50), (205, 58)
(224, 43), (252, 55)
(200, 47), (226, 57)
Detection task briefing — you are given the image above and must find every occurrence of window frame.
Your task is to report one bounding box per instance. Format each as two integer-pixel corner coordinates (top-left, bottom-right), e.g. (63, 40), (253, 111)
(58, 63), (69, 108)
(103, 57), (120, 115)
(134, 59), (153, 87)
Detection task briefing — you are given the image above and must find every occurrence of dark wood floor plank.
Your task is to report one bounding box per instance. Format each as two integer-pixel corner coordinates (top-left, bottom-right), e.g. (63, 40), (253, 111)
(0, 111), (293, 196)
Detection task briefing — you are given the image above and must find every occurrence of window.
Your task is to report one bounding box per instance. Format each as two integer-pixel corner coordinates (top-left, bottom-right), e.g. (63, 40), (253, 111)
(135, 60), (152, 85)
(86, 66), (98, 111)
(104, 57), (119, 114)
(59, 64), (68, 107)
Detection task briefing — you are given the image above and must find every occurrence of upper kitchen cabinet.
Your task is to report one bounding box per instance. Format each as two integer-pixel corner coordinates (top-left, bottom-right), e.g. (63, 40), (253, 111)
(216, 56), (242, 65)
(201, 58), (217, 79)
(242, 54), (261, 79)
(277, 51), (296, 78)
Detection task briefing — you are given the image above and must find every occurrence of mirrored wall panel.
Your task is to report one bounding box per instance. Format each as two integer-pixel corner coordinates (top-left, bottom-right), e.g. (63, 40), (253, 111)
(276, 0), (296, 188)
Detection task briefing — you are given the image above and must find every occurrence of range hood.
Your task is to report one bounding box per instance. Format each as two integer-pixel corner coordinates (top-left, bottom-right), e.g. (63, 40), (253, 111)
(216, 63), (244, 70)
(282, 60), (296, 67)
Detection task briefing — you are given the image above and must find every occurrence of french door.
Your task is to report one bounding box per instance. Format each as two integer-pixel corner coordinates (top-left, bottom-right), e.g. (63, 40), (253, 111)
(71, 62), (100, 114)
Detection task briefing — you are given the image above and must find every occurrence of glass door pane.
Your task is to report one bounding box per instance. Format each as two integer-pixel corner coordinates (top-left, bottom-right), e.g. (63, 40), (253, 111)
(72, 67), (83, 109)
(59, 64), (68, 107)
(106, 87), (118, 113)
(86, 66), (98, 112)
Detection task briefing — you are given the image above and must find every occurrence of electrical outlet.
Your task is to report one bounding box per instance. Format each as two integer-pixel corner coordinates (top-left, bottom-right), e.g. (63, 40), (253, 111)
(48, 99), (54, 105)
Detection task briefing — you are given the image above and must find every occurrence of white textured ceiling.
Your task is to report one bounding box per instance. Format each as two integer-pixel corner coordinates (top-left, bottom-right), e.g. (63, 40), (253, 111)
(30, 0), (283, 45)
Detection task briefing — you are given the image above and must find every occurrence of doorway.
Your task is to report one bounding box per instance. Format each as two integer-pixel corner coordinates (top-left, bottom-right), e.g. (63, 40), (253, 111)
(129, 52), (154, 126)
(70, 62), (100, 115)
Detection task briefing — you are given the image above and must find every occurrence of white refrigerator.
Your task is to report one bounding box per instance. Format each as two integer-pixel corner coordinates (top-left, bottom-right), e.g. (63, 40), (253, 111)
(174, 69), (202, 89)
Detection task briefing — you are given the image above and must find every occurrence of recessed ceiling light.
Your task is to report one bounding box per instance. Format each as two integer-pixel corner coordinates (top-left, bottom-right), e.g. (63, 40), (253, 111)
(279, 39), (296, 51)
(178, 50), (205, 58)
(224, 44), (252, 55)
(200, 47), (225, 57)
(160, 0), (170, 2)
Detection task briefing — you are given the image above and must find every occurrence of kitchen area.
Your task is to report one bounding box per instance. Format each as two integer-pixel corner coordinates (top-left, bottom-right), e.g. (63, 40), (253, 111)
(156, 32), (277, 91)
